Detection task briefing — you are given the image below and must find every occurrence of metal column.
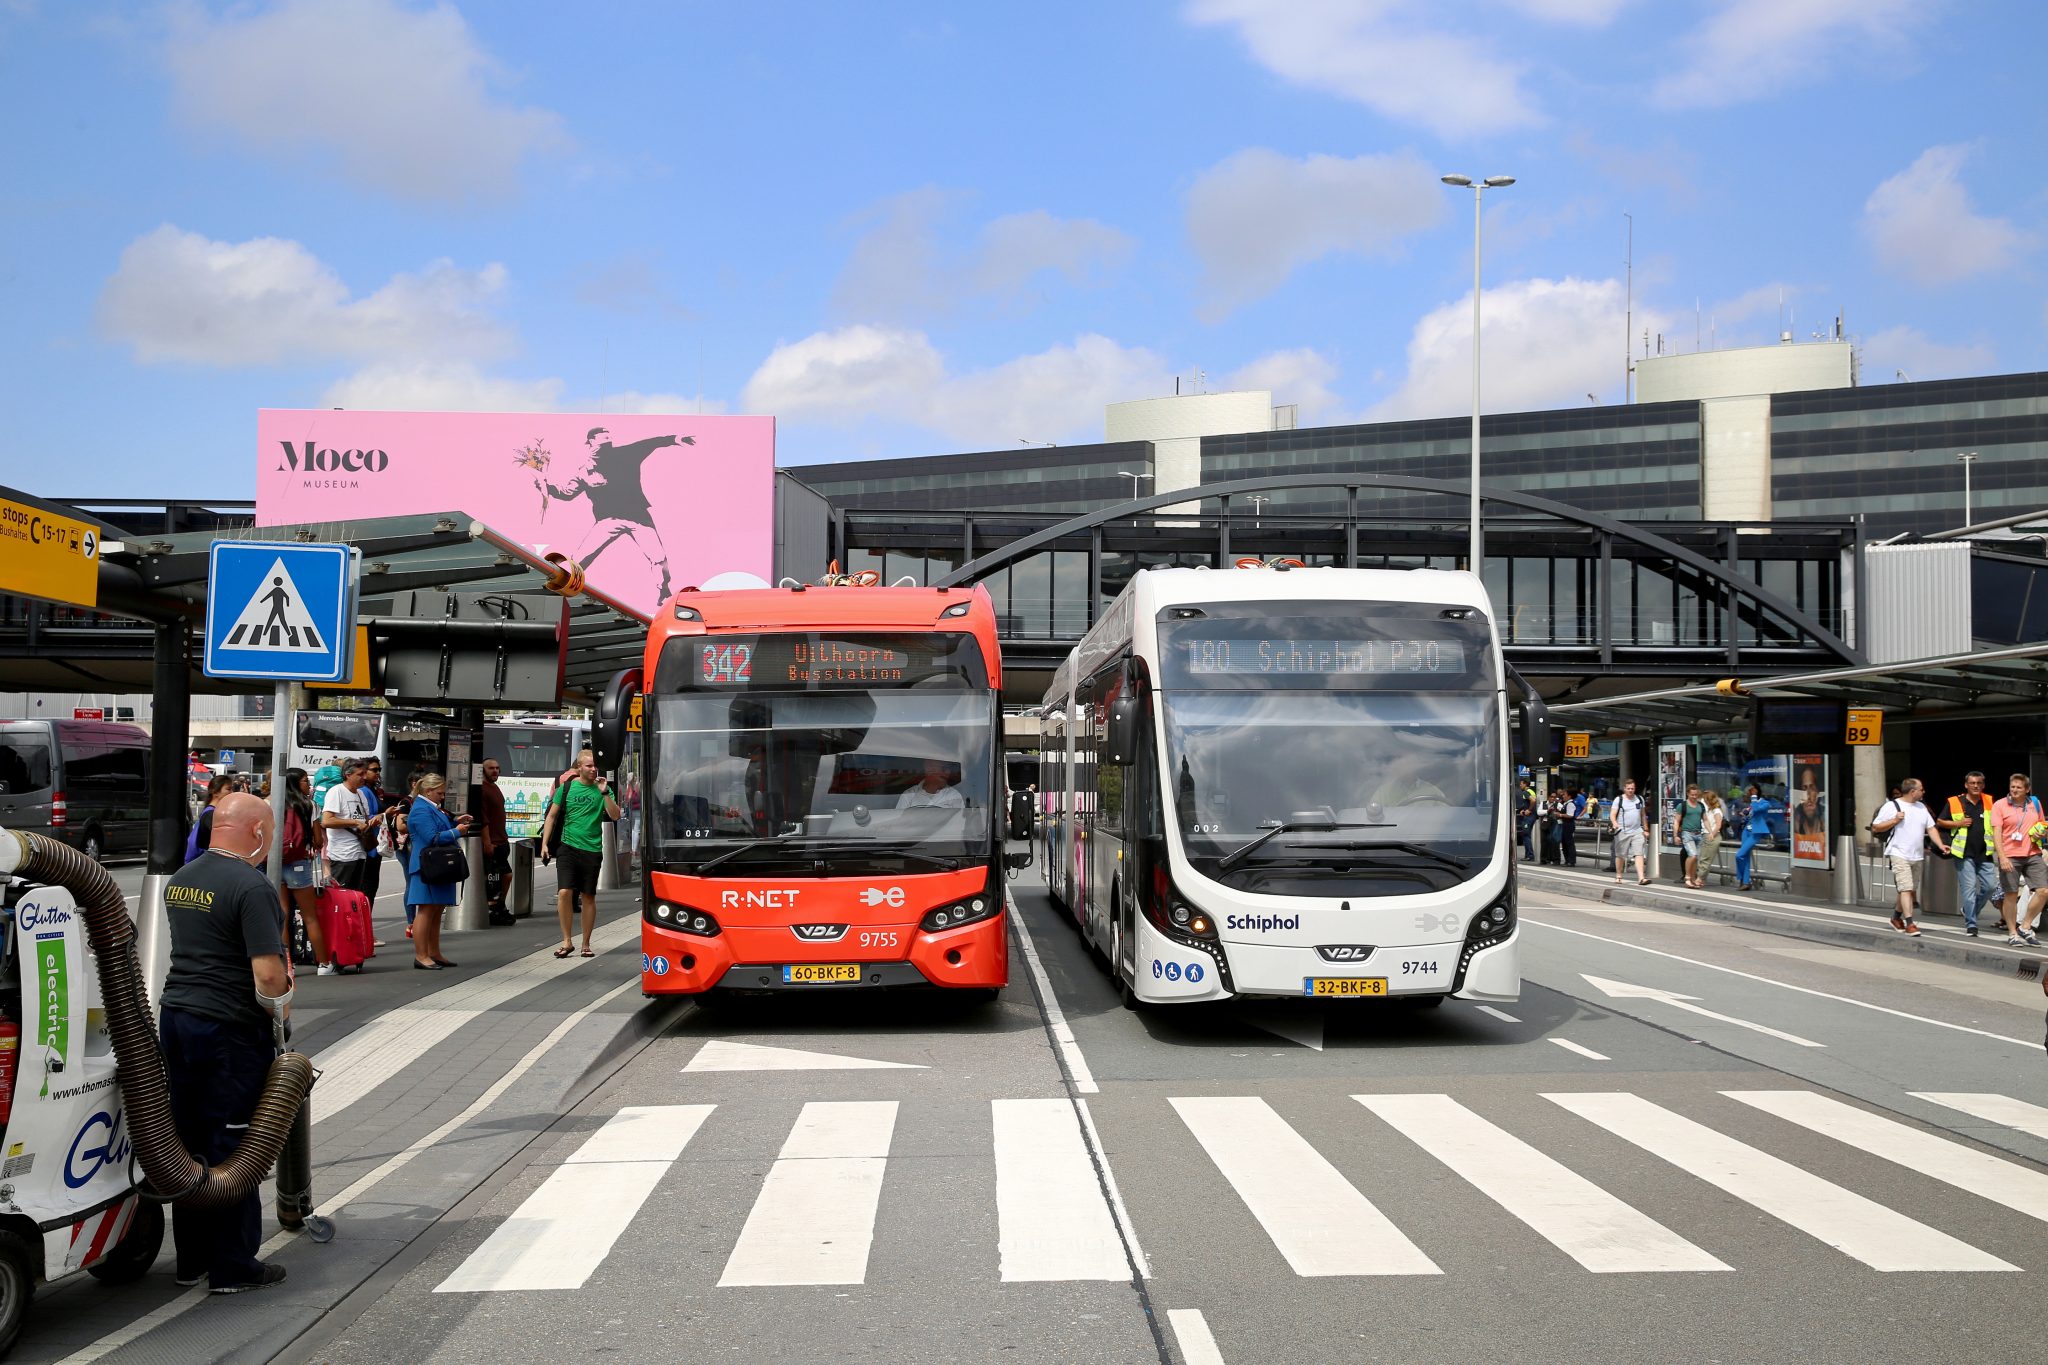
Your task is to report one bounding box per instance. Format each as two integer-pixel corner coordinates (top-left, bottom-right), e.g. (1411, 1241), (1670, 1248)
(1087, 529), (1102, 627)
(1217, 497), (1231, 567)
(1597, 534), (1615, 666)
(1345, 487), (1358, 567)
(139, 619), (191, 1011)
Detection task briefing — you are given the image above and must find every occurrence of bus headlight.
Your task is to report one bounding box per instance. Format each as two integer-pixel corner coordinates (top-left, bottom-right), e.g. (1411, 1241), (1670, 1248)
(922, 894), (998, 932)
(646, 902), (721, 937)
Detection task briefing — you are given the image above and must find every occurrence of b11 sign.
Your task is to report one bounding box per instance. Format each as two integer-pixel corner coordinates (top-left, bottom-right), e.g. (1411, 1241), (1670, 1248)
(256, 409), (775, 618)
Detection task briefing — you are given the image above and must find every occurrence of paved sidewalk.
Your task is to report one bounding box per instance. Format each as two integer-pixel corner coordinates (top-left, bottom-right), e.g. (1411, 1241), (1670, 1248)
(13, 886), (676, 1365)
(1520, 859), (2048, 979)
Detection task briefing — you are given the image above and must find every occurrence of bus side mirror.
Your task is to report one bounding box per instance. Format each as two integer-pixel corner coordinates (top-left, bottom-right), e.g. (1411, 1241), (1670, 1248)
(1005, 848), (1032, 871)
(595, 667), (642, 772)
(1007, 790), (1033, 839)
(1520, 696), (1552, 765)
(1105, 697), (1139, 765)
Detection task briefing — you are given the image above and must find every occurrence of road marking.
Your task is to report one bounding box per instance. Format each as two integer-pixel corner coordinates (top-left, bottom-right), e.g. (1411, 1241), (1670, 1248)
(719, 1101), (897, 1286)
(1010, 895), (1098, 1093)
(315, 916), (638, 1123)
(1912, 1091), (2048, 1141)
(59, 978), (647, 1364)
(1357, 1094), (1727, 1273)
(434, 1105), (714, 1292)
(683, 1040), (926, 1072)
(993, 1099), (1131, 1281)
(1167, 1309), (1228, 1365)
(1523, 916), (2039, 1048)
(1549, 1038), (1610, 1060)
(1170, 1096), (1439, 1277)
(1475, 1005), (1520, 1023)
(1547, 1092), (2015, 1272)
(1727, 1090), (2048, 1226)
(1076, 1097), (1150, 1278)
(1580, 973), (1826, 1048)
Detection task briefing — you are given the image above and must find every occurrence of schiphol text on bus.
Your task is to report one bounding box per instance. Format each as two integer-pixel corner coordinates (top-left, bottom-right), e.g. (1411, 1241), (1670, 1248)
(1034, 556), (1535, 1009)
(595, 563), (1022, 1005)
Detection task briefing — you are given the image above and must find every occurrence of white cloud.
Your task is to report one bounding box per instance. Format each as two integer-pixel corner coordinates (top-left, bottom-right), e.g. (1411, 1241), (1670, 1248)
(1187, 148), (1443, 317)
(831, 190), (1132, 322)
(596, 390), (728, 415)
(1227, 348), (1348, 425)
(1863, 145), (2032, 287)
(1654, 0), (1927, 109)
(98, 224), (512, 366)
(320, 361), (562, 411)
(742, 326), (1170, 446)
(1185, 0), (1541, 138)
(1860, 326), (1995, 384)
(165, 0), (565, 204)
(1371, 276), (1664, 419)
(1499, 0), (1633, 22)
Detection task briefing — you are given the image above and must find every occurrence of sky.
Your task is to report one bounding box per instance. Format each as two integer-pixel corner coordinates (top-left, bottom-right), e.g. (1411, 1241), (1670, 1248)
(2, 0), (2043, 501)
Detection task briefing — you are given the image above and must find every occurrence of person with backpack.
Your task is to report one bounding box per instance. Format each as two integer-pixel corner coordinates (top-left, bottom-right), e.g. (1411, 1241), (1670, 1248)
(1517, 783), (1538, 861)
(1871, 778), (1941, 937)
(1610, 778), (1650, 885)
(275, 767), (333, 975)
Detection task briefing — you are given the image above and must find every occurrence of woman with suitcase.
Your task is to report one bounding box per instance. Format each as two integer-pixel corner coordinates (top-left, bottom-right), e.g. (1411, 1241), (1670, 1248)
(406, 772), (473, 971)
(277, 767), (333, 975)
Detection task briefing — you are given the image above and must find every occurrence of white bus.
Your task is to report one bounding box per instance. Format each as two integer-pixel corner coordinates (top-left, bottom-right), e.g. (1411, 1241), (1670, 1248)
(482, 716), (591, 839)
(1037, 565), (1519, 1007)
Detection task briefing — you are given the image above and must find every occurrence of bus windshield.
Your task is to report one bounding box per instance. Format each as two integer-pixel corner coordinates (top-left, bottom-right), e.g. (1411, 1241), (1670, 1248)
(485, 727), (580, 778)
(646, 633), (993, 874)
(1157, 606), (1500, 891)
(295, 712), (380, 754)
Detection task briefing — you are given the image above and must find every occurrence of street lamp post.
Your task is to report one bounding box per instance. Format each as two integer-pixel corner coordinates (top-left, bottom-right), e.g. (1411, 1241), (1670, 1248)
(1248, 493), (1269, 528)
(1440, 173), (1515, 575)
(1115, 470), (1151, 502)
(1957, 451), (1978, 527)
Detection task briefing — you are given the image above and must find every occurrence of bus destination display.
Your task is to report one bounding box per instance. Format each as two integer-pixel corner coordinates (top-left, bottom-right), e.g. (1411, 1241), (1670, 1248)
(688, 635), (971, 689)
(1182, 637), (1468, 677)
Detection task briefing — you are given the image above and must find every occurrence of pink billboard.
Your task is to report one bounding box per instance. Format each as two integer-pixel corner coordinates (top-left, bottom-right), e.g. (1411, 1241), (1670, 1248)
(256, 409), (774, 617)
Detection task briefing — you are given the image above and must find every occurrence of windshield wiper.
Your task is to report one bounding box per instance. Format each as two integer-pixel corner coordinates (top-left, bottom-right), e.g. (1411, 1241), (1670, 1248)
(1318, 840), (1472, 872)
(693, 835), (963, 876)
(1216, 821), (1389, 873)
(693, 832), (816, 875)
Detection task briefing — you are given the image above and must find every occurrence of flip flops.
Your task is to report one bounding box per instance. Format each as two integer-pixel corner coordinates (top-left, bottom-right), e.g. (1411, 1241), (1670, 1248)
(553, 944), (575, 959)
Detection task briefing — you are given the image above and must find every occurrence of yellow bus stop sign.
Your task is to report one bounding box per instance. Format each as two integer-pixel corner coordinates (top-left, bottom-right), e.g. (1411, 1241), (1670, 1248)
(1845, 709), (1883, 746)
(0, 497), (98, 609)
(1563, 731), (1591, 759)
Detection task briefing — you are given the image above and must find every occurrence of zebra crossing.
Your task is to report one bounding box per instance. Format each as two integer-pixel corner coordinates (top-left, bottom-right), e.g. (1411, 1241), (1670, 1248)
(432, 1088), (2048, 1295)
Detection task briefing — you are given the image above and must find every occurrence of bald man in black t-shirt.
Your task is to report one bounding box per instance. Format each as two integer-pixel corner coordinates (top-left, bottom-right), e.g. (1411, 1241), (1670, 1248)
(160, 792), (291, 1295)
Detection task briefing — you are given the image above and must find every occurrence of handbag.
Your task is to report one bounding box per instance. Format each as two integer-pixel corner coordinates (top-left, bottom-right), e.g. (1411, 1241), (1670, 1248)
(420, 840), (469, 883)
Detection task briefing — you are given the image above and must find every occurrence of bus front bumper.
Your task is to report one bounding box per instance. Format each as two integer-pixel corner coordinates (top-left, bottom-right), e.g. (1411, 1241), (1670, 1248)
(640, 915), (1007, 994)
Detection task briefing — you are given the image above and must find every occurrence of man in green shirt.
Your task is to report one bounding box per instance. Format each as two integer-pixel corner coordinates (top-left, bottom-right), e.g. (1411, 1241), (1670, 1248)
(1670, 783), (1707, 888)
(540, 749), (620, 957)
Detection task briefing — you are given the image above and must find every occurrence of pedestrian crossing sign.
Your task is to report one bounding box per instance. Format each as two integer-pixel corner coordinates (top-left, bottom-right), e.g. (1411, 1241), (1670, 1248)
(203, 540), (359, 681)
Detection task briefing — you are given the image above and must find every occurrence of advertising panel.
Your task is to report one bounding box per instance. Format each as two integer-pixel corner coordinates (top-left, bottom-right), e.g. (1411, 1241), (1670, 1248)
(1657, 742), (1690, 851)
(1790, 753), (1830, 870)
(257, 410), (775, 618)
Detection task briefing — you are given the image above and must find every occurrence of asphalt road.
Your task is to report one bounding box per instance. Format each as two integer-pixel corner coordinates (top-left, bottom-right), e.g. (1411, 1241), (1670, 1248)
(278, 871), (2048, 1365)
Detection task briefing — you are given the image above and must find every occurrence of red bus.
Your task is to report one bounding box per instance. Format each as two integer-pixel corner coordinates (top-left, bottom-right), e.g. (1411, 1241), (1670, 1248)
(599, 580), (1015, 1001)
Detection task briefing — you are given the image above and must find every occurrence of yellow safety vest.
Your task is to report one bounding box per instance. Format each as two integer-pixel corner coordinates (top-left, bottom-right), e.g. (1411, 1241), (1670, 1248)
(1947, 794), (1996, 857)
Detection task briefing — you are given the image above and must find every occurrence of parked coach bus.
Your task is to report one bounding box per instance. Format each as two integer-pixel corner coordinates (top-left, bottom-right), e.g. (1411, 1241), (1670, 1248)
(1038, 563), (1520, 1008)
(599, 579), (1016, 1002)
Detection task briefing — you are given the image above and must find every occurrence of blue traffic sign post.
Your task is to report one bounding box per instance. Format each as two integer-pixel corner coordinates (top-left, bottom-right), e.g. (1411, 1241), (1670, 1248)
(204, 541), (360, 683)
(203, 540), (361, 899)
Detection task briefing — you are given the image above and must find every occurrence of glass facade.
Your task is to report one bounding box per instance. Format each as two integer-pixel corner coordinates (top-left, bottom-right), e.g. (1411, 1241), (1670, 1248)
(786, 441), (1150, 514)
(1771, 372), (2048, 535)
(1202, 401), (1704, 521)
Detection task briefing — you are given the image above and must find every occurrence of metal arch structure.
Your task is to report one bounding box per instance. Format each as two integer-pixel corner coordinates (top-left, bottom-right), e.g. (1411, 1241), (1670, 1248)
(932, 471), (1860, 664)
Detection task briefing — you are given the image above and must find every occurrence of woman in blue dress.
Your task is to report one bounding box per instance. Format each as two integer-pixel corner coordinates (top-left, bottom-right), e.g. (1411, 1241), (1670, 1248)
(406, 772), (473, 970)
(1734, 783), (1776, 891)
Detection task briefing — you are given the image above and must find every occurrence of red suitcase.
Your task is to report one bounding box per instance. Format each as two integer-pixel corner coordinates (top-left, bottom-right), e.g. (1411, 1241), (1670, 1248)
(318, 886), (376, 973)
